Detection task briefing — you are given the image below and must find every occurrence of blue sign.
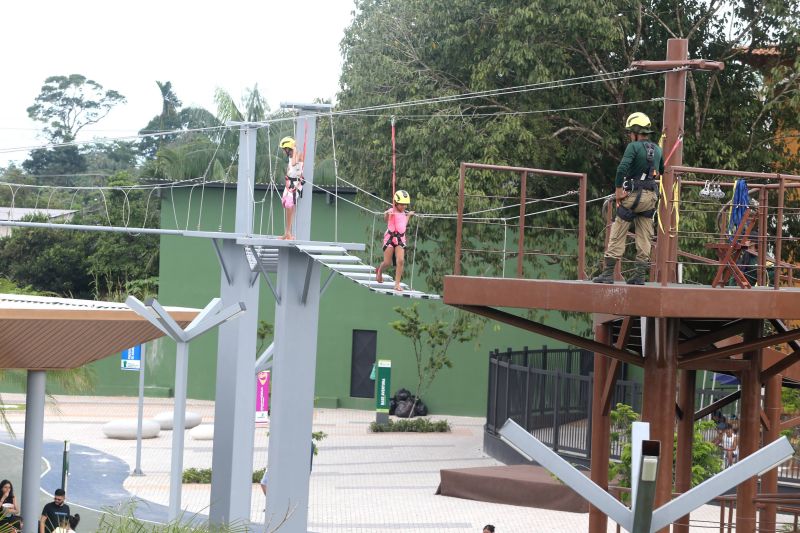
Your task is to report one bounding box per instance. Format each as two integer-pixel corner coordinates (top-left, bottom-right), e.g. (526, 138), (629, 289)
(121, 345), (142, 371)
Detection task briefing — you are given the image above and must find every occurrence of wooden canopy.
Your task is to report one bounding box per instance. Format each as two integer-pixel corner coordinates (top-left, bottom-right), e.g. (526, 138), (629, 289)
(0, 294), (197, 370)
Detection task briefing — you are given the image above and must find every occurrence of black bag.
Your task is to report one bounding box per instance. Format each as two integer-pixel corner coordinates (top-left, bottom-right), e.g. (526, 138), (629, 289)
(394, 388), (411, 401)
(394, 399), (414, 418)
(389, 398), (397, 415)
(414, 399), (428, 417)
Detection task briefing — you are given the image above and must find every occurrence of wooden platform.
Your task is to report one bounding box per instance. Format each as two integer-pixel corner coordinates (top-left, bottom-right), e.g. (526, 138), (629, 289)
(436, 465), (588, 513)
(443, 276), (800, 320)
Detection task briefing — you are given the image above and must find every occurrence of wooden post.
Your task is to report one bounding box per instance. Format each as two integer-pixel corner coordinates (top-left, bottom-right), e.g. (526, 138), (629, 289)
(674, 369), (696, 533)
(736, 320), (763, 533)
(589, 321), (612, 533)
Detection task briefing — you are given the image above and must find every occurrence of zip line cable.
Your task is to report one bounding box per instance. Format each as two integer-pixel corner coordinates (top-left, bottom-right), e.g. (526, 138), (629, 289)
(0, 69), (670, 155)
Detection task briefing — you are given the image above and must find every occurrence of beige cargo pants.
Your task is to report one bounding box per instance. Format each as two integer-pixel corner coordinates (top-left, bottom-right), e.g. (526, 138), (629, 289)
(604, 189), (658, 263)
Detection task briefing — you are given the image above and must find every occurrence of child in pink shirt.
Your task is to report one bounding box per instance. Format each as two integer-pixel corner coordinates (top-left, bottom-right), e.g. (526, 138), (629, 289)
(376, 190), (414, 291)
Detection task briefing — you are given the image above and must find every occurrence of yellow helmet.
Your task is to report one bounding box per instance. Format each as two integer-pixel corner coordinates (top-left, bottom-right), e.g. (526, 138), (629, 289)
(393, 190), (411, 205)
(279, 136), (296, 150)
(625, 112), (654, 134)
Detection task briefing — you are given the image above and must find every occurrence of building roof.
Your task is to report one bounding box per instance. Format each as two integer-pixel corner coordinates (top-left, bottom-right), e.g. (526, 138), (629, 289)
(0, 294), (198, 370)
(0, 207), (76, 221)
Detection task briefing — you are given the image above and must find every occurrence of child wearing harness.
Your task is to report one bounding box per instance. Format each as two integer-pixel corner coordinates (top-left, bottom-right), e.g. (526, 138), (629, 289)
(376, 190), (414, 292)
(279, 136), (304, 240)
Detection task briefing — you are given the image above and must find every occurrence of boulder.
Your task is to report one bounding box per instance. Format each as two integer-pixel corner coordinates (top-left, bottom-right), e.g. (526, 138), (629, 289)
(102, 419), (161, 440)
(189, 424), (214, 441)
(153, 410), (203, 430)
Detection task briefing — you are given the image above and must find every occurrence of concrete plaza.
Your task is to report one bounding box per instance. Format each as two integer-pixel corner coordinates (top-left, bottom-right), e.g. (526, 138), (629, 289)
(0, 394), (775, 532)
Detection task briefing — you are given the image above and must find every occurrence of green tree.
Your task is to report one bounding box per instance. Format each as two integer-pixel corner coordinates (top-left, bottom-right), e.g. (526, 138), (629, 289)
(0, 215), (94, 298)
(337, 0), (800, 292)
(608, 403), (722, 500)
(390, 303), (482, 412)
(27, 74), (126, 142)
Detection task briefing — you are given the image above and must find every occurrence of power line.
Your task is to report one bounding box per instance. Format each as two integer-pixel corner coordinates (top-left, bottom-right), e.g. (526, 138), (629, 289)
(0, 68), (671, 155)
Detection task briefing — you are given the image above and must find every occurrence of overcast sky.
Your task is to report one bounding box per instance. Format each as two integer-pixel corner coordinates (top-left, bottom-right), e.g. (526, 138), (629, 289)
(0, 0), (356, 168)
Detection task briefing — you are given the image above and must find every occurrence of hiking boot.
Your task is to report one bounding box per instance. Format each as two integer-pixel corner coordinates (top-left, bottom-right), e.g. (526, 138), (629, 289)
(626, 261), (650, 285)
(592, 259), (617, 284)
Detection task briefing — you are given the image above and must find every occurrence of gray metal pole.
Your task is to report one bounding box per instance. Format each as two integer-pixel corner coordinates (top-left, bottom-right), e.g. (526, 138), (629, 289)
(21, 370), (46, 533)
(168, 341), (190, 521)
(265, 247), (322, 533)
(235, 125), (257, 235)
(209, 123), (260, 526)
(133, 343), (146, 476)
(293, 113), (319, 242)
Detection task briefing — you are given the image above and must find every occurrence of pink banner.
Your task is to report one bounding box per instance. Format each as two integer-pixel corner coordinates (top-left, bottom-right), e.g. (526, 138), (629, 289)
(256, 371), (270, 422)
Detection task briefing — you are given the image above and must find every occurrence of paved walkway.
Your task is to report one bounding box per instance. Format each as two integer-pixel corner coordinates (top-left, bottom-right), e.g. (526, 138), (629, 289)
(0, 394), (787, 532)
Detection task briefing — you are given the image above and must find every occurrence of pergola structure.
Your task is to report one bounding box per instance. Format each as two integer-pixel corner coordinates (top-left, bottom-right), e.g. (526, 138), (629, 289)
(444, 39), (800, 533)
(0, 294), (197, 533)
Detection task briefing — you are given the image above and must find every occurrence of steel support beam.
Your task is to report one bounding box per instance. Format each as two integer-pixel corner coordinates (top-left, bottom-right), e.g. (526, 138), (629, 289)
(21, 371), (46, 533)
(265, 246), (322, 533)
(456, 305), (643, 366)
(736, 320), (763, 533)
(760, 375), (782, 533)
(681, 325), (800, 365)
(589, 322), (612, 533)
(641, 317), (678, 532)
(677, 319), (746, 355)
(694, 390), (741, 421)
(209, 241), (260, 526)
(674, 369), (696, 533)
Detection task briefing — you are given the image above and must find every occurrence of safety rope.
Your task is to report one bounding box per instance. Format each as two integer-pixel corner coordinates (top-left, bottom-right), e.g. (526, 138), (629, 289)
(330, 110), (341, 242)
(409, 217), (420, 290)
(391, 116), (397, 199)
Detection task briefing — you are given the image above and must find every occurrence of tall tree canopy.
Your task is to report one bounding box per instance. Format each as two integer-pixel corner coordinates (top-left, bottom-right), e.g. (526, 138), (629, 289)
(336, 0), (800, 289)
(27, 74), (126, 142)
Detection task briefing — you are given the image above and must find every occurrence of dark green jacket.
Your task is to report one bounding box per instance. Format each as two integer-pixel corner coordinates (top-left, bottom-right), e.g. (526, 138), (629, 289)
(615, 140), (665, 187)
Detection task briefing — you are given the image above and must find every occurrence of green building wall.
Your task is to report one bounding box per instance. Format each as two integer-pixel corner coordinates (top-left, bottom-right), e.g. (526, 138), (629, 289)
(34, 184), (582, 417)
(150, 184), (582, 416)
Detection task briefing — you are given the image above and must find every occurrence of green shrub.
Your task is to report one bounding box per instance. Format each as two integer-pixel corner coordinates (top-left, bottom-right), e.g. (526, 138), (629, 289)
(182, 467), (212, 484)
(369, 418), (450, 432)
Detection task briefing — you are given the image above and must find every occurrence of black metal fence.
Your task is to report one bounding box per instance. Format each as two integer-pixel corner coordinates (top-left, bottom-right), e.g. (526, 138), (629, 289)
(486, 346), (641, 459)
(486, 347), (800, 482)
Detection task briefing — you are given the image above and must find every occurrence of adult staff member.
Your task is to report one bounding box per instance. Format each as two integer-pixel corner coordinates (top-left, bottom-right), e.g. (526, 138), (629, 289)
(592, 112), (664, 285)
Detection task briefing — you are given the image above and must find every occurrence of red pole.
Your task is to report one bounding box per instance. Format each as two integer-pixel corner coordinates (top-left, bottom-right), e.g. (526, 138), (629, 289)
(760, 374), (782, 532)
(454, 163), (466, 275)
(391, 116), (397, 198)
(589, 321), (611, 533)
(675, 369), (696, 533)
(736, 320), (763, 533)
(657, 39), (689, 286)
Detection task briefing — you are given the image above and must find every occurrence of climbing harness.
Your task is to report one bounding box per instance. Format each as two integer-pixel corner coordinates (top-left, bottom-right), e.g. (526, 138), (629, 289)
(618, 141), (658, 221)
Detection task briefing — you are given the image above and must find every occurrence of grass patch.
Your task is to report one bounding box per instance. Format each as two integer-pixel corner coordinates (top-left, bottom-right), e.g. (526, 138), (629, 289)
(369, 418), (450, 433)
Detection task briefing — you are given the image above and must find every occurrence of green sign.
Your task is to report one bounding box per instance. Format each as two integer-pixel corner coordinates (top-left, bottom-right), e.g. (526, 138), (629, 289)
(375, 359), (392, 413)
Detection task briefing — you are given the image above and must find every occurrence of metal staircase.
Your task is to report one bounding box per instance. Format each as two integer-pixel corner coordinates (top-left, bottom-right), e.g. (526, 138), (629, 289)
(295, 244), (440, 300)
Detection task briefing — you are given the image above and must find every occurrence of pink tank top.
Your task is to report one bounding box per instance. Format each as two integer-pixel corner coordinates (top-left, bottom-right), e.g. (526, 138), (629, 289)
(388, 209), (408, 234)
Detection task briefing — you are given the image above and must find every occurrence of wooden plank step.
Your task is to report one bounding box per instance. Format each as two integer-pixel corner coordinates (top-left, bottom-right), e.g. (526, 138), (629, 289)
(296, 245), (348, 254)
(327, 264), (376, 272)
(348, 272), (394, 281)
(311, 254), (361, 263)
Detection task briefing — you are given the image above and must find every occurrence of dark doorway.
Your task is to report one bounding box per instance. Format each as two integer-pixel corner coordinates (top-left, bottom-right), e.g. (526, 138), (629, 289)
(350, 330), (377, 398)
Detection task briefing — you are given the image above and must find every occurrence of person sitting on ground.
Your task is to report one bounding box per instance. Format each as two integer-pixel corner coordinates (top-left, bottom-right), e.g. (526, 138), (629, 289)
(40, 488), (70, 533)
(0, 479), (20, 530)
(376, 190), (414, 292)
(52, 514), (79, 533)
